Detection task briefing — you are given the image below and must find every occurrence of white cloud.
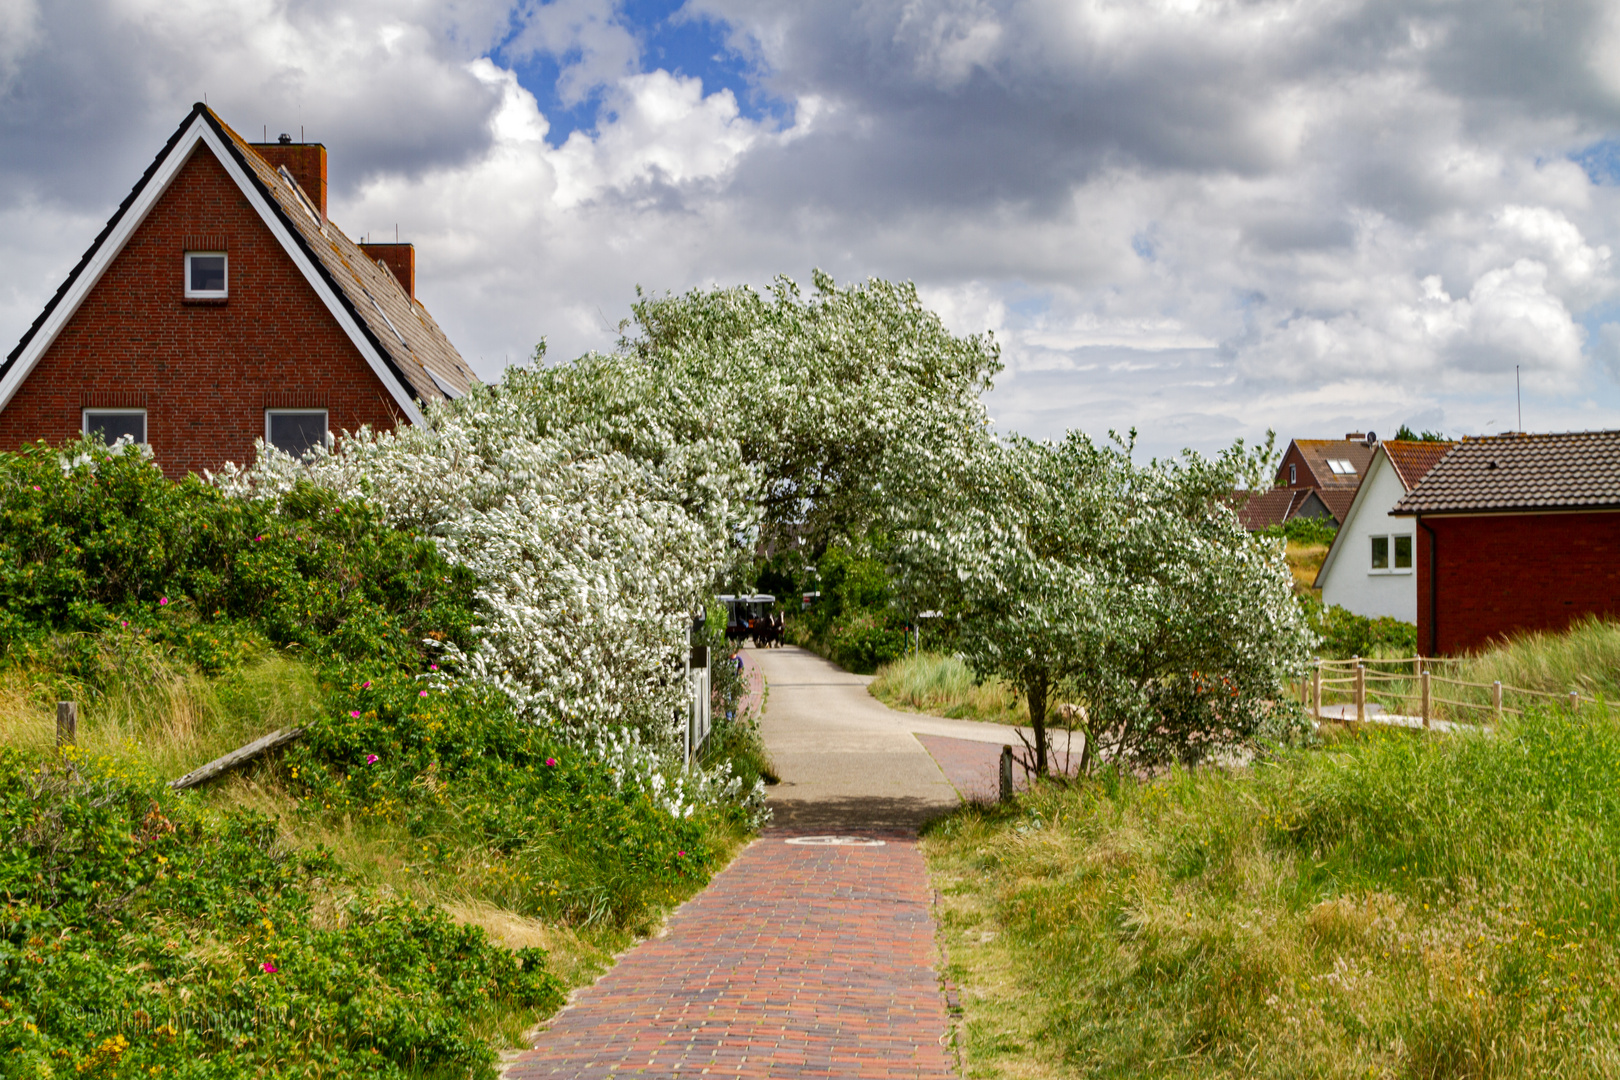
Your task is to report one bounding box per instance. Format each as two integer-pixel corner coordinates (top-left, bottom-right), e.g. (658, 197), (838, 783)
(7, 0), (1620, 460)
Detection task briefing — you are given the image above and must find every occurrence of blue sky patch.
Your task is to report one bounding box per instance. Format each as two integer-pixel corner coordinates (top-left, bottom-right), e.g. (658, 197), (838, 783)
(1572, 139), (1620, 186)
(493, 1), (784, 146)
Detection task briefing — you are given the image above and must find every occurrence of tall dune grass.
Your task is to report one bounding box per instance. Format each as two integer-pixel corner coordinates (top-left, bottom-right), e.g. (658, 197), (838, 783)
(927, 702), (1620, 1078)
(868, 650), (1030, 725)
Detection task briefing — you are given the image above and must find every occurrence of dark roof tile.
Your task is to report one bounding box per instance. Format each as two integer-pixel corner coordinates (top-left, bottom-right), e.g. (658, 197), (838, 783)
(1392, 431), (1620, 514)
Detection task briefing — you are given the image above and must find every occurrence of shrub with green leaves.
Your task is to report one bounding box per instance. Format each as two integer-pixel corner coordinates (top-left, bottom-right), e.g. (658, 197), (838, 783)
(0, 748), (561, 1079)
(1301, 595), (1417, 658)
(0, 439), (477, 679)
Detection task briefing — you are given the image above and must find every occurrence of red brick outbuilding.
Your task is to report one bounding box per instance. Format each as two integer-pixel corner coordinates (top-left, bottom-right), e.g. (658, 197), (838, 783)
(0, 104), (473, 477)
(1392, 431), (1620, 655)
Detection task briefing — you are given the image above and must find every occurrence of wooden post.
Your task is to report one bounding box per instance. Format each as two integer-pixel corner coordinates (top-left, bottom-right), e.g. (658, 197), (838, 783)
(1312, 662), (1322, 722)
(1420, 669), (1431, 729)
(56, 701), (76, 748)
(1569, 690), (1580, 713)
(999, 745), (1014, 803)
(1492, 681), (1503, 724)
(1355, 664), (1366, 723)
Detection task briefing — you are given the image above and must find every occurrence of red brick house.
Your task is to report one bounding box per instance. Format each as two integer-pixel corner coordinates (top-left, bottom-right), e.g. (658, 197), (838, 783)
(1392, 431), (1620, 655)
(1233, 433), (1378, 531)
(0, 103), (473, 477)
(1274, 434), (1380, 522)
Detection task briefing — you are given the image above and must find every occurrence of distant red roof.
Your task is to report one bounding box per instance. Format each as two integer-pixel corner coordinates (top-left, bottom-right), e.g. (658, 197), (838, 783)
(1382, 439), (1456, 490)
(1232, 487), (1333, 530)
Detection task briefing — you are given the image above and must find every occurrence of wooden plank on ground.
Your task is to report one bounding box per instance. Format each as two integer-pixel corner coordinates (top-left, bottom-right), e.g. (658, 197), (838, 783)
(169, 727), (304, 790)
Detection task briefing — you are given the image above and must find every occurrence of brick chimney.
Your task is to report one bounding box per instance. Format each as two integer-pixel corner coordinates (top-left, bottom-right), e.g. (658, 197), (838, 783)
(250, 135), (327, 220)
(361, 242), (415, 301)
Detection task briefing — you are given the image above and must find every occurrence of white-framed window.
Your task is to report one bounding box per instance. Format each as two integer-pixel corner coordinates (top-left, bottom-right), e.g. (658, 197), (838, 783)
(1326, 458), (1357, 475)
(265, 409), (328, 459)
(1288, 463), (1296, 484)
(184, 251), (228, 298)
(1369, 533), (1414, 574)
(83, 408), (146, 446)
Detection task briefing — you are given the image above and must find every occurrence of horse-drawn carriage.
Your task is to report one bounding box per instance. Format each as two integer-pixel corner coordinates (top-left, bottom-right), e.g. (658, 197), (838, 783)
(717, 594), (783, 648)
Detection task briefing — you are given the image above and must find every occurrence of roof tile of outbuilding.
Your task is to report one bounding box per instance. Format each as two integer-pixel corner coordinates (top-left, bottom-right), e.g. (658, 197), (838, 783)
(1392, 430), (1620, 514)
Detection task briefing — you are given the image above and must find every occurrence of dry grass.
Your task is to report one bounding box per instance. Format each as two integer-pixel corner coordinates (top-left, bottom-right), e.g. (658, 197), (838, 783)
(0, 651), (321, 778)
(1286, 539), (1329, 596)
(869, 651), (1029, 725)
(924, 707), (1620, 1078)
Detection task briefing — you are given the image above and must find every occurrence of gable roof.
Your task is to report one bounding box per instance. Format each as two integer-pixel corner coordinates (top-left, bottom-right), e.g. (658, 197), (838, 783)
(1392, 430), (1620, 515)
(1232, 487), (1333, 530)
(1382, 439), (1456, 490)
(1313, 440), (1454, 588)
(0, 104), (472, 423)
(1286, 438), (1378, 490)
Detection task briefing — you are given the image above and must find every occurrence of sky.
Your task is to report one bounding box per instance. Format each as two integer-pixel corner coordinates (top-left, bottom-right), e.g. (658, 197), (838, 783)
(4, 0), (1620, 459)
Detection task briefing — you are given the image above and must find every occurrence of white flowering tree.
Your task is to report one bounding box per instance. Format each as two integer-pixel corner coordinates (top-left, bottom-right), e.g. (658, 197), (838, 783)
(556, 271), (1003, 557)
(894, 430), (1314, 776)
(215, 272), (1000, 769)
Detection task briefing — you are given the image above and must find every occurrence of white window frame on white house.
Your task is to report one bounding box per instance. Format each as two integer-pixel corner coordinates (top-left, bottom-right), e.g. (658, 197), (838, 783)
(184, 251), (228, 298)
(265, 409), (329, 459)
(1369, 533), (1414, 575)
(82, 408), (147, 446)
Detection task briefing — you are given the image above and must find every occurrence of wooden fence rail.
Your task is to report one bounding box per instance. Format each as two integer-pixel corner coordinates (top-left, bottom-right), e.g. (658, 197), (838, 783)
(1301, 655), (1605, 730)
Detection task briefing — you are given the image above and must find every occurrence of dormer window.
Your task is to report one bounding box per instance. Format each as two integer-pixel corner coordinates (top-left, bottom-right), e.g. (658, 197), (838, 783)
(185, 252), (227, 298)
(1326, 458), (1357, 475)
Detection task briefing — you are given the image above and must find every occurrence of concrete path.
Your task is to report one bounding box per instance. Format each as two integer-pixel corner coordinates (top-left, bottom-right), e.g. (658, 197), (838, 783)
(754, 646), (1075, 827)
(510, 645), (1053, 1078)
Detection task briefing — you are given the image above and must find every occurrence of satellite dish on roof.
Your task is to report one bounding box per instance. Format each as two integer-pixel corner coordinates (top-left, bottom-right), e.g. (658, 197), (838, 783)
(1366, 431), (1378, 445)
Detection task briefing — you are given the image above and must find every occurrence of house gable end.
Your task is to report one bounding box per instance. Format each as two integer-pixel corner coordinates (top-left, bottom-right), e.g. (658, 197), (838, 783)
(0, 106), (426, 426)
(0, 145), (412, 476)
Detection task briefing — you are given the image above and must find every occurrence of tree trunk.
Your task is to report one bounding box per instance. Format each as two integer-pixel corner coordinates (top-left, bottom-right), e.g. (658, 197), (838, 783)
(1025, 673), (1049, 776)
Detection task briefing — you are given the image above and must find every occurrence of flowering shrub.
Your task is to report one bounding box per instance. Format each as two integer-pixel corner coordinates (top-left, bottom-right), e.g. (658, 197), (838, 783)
(0, 748), (561, 1078)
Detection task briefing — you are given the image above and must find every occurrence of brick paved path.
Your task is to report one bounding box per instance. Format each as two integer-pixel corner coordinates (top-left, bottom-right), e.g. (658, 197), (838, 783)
(509, 832), (954, 1079)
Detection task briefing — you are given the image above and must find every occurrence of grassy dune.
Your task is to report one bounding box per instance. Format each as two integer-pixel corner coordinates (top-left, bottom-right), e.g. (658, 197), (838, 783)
(869, 651), (1030, 725)
(927, 707), (1620, 1078)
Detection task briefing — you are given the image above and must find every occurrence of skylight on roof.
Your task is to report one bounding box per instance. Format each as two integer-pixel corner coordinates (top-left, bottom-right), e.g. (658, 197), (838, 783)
(1327, 459), (1357, 475)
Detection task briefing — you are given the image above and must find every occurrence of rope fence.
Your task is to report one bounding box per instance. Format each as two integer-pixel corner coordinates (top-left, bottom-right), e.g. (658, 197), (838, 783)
(1300, 656), (1602, 729)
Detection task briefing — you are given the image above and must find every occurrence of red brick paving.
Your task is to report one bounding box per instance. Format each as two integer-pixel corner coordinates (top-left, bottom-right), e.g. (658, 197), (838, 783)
(913, 732), (1079, 803)
(508, 831), (955, 1079)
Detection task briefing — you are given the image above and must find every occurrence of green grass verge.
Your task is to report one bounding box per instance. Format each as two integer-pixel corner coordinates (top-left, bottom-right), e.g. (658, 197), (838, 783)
(924, 708), (1620, 1078)
(868, 651), (1029, 725)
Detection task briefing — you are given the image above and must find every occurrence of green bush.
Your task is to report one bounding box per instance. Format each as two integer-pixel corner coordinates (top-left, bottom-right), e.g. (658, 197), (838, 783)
(0, 748), (561, 1079)
(1258, 516), (1338, 547)
(0, 439), (477, 679)
(826, 609), (909, 674)
(1300, 596), (1416, 658)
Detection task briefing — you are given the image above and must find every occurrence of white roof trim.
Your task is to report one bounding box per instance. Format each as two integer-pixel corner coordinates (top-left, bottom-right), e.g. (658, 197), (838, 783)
(425, 367), (462, 399)
(0, 113), (426, 426)
(1314, 446), (1391, 589)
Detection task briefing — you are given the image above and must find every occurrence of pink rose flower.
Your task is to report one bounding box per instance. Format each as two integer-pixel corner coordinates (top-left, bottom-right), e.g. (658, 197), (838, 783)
(366, 754), (379, 765)
(545, 758), (557, 767)
(419, 690), (429, 697)
(159, 597), (169, 606)
(350, 710), (361, 718)
(261, 961), (278, 974)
